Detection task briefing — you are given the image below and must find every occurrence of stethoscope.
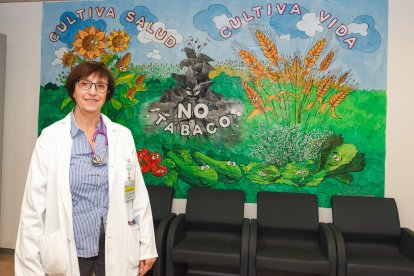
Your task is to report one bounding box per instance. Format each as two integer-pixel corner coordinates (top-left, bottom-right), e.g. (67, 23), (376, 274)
(91, 116), (108, 166)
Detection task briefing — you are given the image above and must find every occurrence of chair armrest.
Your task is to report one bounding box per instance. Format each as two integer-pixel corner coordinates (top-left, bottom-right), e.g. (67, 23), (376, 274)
(328, 223), (346, 276)
(156, 213), (176, 252)
(167, 214), (186, 248)
(154, 213), (176, 276)
(248, 219), (257, 276)
(319, 223), (337, 276)
(240, 218), (250, 276)
(166, 214), (186, 268)
(399, 227), (414, 261)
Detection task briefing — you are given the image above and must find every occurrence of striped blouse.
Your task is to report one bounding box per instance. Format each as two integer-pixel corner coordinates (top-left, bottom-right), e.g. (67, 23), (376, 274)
(69, 112), (109, 258)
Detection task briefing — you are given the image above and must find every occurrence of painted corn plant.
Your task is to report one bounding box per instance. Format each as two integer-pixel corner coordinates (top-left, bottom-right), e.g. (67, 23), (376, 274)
(54, 25), (147, 123)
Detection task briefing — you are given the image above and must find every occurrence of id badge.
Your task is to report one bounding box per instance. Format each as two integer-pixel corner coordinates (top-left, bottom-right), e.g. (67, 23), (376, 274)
(124, 159), (135, 202)
(124, 179), (135, 202)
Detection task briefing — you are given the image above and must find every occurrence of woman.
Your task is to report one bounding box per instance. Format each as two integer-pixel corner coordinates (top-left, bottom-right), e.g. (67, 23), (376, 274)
(15, 61), (157, 275)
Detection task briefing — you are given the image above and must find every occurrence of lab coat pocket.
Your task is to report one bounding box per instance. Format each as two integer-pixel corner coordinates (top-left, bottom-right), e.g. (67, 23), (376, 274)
(39, 229), (68, 275)
(127, 224), (141, 267)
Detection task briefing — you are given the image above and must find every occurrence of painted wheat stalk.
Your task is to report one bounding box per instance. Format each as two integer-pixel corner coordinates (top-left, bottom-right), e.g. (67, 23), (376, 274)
(302, 80), (313, 95)
(293, 55), (301, 72)
(306, 76), (334, 110)
(316, 76), (334, 103)
(256, 31), (279, 64)
(329, 88), (351, 107)
(239, 50), (266, 76)
(241, 81), (263, 109)
(241, 81), (275, 120)
(304, 38), (326, 69)
(319, 51), (334, 71)
(320, 88), (352, 118)
(284, 63), (293, 82)
(298, 79), (313, 117)
(337, 72), (349, 85)
(267, 70), (280, 82)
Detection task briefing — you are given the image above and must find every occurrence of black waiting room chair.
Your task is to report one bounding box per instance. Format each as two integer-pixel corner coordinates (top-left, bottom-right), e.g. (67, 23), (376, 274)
(166, 188), (249, 276)
(330, 195), (414, 276)
(146, 185), (176, 276)
(249, 191), (337, 276)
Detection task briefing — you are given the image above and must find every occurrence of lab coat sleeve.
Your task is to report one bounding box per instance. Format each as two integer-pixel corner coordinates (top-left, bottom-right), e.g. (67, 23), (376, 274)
(129, 134), (158, 261)
(134, 164), (158, 260)
(15, 134), (48, 275)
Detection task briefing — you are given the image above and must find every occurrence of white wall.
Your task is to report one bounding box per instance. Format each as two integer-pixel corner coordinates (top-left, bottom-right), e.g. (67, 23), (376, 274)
(385, 0), (414, 230)
(0, 3), (42, 248)
(0, 0), (413, 249)
(0, 34), (6, 230)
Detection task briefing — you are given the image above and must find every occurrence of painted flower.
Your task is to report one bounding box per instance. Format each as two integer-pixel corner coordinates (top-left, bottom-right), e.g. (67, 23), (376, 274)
(72, 25), (107, 60)
(61, 51), (77, 68)
(107, 30), (130, 53)
(100, 52), (113, 65)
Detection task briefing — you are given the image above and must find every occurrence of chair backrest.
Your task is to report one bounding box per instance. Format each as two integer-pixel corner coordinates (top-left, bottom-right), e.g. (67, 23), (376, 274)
(146, 185), (174, 226)
(257, 192), (319, 232)
(185, 188), (245, 231)
(331, 195), (401, 241)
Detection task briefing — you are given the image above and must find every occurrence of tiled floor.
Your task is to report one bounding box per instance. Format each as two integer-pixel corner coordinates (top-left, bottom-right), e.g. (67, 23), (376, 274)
(0, 254), (14, 276)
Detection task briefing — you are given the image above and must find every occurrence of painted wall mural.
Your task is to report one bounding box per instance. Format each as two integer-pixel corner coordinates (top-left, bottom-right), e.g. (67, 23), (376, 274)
(40, 0), (387, 207)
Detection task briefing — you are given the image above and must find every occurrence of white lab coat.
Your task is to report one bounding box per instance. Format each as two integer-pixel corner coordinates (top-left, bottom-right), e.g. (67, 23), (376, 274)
(15, 113), (157, 275)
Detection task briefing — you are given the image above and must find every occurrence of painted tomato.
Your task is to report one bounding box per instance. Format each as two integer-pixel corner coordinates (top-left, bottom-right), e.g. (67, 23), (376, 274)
(151, 163), (167, 177)
(137, 148), (149, 162)
(139, 159), (152, 174)
(144, 152), (161, 164)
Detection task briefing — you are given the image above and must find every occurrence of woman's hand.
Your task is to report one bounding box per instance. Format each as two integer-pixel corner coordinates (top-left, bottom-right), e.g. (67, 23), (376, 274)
(138, 257), (157, 276)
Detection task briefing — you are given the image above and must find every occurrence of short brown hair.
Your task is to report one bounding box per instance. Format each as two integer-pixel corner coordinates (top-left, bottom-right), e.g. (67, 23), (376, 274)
(66, 61), (115, 101)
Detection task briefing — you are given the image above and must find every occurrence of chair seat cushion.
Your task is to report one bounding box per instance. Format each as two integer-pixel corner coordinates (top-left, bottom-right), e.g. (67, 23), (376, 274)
(347, 244), (414, 276)
(172, 231), (241, 268)
(256, 240), (329, 275)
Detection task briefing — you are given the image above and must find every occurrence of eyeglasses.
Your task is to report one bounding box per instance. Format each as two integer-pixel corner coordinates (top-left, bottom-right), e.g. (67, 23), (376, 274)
(77, 79), (108, 93)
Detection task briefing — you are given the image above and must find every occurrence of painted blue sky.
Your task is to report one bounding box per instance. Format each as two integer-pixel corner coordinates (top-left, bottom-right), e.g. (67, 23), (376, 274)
(41, 0), (388, 89)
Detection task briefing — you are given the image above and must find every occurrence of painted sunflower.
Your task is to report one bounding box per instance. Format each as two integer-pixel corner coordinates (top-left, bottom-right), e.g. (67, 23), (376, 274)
(61, 51), (77, 68)
(107, 30), (130, 53)
(72, 25), (107, 60)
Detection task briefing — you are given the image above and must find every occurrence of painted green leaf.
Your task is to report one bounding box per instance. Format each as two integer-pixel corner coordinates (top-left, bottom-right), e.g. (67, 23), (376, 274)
(115, 84), (133, 105)
(332, 173), (353, 184)
(60, 96), (73, 111)
(165, 170), (178, 187)
(110, 98), (122, 110)
(243, 163), (281, 184)
(116, 73), (135, 84)
(327, 152), (366, 177)
(163, 158), (176, 169)
(135, 85), (147, 92)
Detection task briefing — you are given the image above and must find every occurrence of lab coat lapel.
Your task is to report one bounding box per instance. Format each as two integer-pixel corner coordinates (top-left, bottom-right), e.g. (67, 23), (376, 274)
(57, 114), (74, 222)
(103, 115), (117, 197)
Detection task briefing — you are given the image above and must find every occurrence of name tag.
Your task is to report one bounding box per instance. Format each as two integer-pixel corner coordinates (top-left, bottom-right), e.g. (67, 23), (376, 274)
(124, 179), (135, 202)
